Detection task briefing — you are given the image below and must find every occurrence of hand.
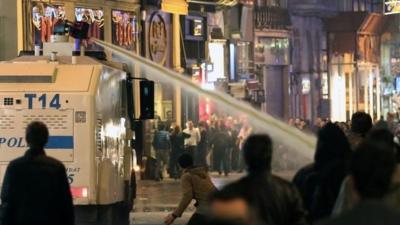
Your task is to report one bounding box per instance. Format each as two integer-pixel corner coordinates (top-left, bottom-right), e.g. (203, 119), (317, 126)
(164, 214), (176, 225)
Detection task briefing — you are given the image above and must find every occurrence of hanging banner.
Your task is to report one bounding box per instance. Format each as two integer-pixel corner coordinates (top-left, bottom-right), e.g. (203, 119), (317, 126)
(111, 10), (138, 51)
(31, 2), (66, 48)
(384, 1), (400, 15)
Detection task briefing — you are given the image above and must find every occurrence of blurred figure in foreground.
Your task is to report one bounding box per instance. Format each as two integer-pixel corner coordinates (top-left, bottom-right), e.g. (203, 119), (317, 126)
(209, 188), (262, 225)
(318, 141), (400, 225)
(218, 134), (307, 225)
(165, 154), (216, 225)
(293, 123), (351, 223)
(333, 128), (400, 214)
(0, 121), (74, 225)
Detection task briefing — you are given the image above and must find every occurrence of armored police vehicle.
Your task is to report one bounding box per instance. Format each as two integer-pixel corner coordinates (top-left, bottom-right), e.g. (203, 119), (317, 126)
(0, 55), (137, 225)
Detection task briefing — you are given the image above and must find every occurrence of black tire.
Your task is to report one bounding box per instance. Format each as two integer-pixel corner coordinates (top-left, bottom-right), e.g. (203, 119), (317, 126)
(114, 202), (130, 225)
(74, 205), (97, 225)
(97, 204), (114, 225)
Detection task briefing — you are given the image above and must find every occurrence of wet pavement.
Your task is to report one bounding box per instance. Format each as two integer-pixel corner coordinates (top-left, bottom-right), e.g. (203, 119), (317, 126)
(130, 171), (294, 225)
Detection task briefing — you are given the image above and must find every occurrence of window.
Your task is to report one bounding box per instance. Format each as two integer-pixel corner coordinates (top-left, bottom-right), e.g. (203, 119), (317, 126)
(352, 0), (382, 12)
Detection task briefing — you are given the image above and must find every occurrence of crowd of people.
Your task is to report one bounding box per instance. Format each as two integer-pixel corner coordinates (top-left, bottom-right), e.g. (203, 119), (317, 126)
(288, 112), (400, 136)
(152, 116), (253, 180)
(165, 111), (400, 225)
(4, 111), (400, 225)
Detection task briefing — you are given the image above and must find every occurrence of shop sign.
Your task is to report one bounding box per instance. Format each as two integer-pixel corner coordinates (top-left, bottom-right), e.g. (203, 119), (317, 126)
(384, 1), (400, 15)
(149, 13), (167, 65)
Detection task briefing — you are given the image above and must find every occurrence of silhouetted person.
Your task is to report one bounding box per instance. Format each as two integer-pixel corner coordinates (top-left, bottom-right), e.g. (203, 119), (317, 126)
(196, 121), (209, 167)
(318, 141), (400, 225)
(293, 123), (351, 223)
(347, 112), (373, 150)
(333, 128), (400, 214)
(164, 154), (216, 225)
(0, 121), (74, 225)
(211, 121), (230, 176)
(219, 134), (307, 225)
(169, 125), (190, 179)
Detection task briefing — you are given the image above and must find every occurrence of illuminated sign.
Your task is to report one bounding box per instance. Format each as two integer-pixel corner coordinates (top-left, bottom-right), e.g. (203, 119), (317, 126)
(192, 19), (203, 36)
(384, 1), (400, 15)
(149, 13), (167, 65)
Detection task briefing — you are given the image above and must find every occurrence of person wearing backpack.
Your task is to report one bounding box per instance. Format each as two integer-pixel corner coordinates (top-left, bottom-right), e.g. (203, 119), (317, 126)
(153, 123), (171, 181)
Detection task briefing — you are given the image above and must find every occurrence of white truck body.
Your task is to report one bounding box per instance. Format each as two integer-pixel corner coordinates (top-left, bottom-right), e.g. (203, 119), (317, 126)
(0, 56), (133, 207)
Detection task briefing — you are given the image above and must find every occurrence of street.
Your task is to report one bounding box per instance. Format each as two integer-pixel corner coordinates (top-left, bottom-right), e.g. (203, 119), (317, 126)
(131, 171), (295, 225)
(131, 173), (243, 225)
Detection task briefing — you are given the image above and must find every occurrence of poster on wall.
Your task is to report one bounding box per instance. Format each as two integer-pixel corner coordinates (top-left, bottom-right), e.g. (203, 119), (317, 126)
(384, 1), (400, 15)
(75, 7), (104, 50)
(111, 10), (138, 51)
(32, 2), (66, 48)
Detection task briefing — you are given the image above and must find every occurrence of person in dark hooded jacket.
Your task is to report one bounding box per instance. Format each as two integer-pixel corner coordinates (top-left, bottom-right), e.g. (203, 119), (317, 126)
(347, 112), (372, 150)
(211, 121), (230, 175)
(169, 125), (191, 179)
(293, 122), (352, 223)
(219, 134), (307, 225)
(164, 154), (216, 225)
(0, 121), (74, 225)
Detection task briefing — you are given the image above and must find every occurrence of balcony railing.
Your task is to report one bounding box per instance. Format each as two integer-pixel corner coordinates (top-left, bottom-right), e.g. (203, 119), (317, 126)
(254, 6), (291, 30)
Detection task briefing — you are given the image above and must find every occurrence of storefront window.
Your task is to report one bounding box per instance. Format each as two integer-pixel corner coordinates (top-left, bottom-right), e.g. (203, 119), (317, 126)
(111, 10), (139, 52)
(32, 2), (66, 48)
(254, 37), (289, 65)
(75, 8), (104, 51)
(236, 42), (254, 80)
(208, 42), (226, 83)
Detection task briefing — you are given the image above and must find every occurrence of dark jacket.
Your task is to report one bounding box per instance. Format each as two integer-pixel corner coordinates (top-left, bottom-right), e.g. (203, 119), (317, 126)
(293, 123), (351, 223)
(198, 129), (208, 151)
(317, 201), (400, 225)
(170, 132), (190, 154)
(153, 130), (170, 150)
(221, 172), (307, 225)
(0, 149), (74, 225)
(211, 129), (229, 152)
(293, 161), (347, 222)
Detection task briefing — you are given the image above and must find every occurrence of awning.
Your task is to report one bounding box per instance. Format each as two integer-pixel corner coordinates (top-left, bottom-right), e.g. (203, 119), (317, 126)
(325, 12), (368, 33)
(325, 12), (387, 34)
(325, 12), (387, 54)
(359, 13), (387, 34)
